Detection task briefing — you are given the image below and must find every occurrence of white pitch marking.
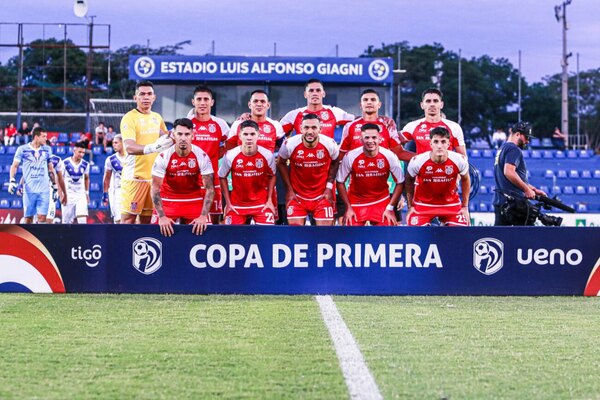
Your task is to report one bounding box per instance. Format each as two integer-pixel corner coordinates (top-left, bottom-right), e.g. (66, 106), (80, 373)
(316, 295), (383, 400)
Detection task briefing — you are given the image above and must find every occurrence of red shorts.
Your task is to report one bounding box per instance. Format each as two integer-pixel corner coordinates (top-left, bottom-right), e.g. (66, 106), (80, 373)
(151, 199), (203, 224)
(287, 197), (334, 222)
(407, 208), (469, 226)
(224, 205), (275, 225)
(348, 198), (393, 226)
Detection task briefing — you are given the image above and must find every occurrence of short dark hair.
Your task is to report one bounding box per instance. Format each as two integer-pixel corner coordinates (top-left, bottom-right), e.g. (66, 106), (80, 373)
(240, 120), (259, 131)
(136, 80), (154, 90)
(193, 85), (214, 98)
(302, 113), (320, 122)
(360, 89), (379, 98)
(361, 123), (381, 132)
(421, 88), (443, 100)
(429, 126), (450, 139)
(304, 79), (323, 90)
(173, 118), (193, 130)
(250, 89), (268, 99)
(31, 127), (44, 137)
(74, 141), (88, 149)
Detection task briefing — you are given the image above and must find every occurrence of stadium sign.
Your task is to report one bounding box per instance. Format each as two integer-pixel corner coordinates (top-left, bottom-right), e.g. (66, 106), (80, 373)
(129, 55), (394, 84)
(1, 225), (599, 296)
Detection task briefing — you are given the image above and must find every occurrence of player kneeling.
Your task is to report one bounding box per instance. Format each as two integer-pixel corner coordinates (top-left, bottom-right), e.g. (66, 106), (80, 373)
(218, 120), (276, 225)
(405, 127), (470, 226)
(151, 118), (214, 236)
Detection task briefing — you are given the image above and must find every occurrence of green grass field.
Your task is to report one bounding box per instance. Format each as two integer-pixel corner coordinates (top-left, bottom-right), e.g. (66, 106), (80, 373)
(1, 294), (599, 399)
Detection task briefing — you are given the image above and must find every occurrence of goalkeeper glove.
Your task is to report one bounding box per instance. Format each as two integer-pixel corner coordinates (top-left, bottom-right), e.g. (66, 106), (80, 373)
(102, 192), (109, 205)
(143, 135), (174, 154)
(8, 178), (17, 195)
(52, 184), (59, 202)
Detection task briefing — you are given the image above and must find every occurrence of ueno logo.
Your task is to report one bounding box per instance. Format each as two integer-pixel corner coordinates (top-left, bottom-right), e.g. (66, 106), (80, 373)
(517, 248), (583, 266)
(132, 238), (162, 275)
(473, 238), (504, 275)
(71, 244), (102, 267)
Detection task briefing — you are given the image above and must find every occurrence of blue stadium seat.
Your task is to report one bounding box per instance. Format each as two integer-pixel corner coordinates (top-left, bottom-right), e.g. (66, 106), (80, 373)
(522, 150), (530, 158)
(563, 186), (574, 195)
(479, 185), (489, 194)
(0, 199), (9, 208)
(579, 150), (591, 159)
(88, 200), (98, 209)
(482, 149), (494, 158)
(11, 199), (22, 208)
(478, 203), (488, 212)
(67, 147), (74, 155)
(569, 170), (580, 179)
(552, 186), (562, 195)
(581, 170), (592, 179)
(58, 133), (69, 143)
(0, 147), (5, 155)
(531, 150), (542, 158)
(2, 165), (10, 173)
(594, 170), (600, 179)
(555, 150), (565, 159)
(577, 203), (588, 213)
(90, 165), (102, 175)
(530, 138), (541, 148)
(105, 147), (114, 155)
(54, 146), (66, 155)
(539, 185), (550, 194)
(557, 170), (567, 179)
(588, 186), (598, 195)
(92, 146), (103, 155)
(542, 150), (554, 159)
(70, 133), (81, 143)
(470, 149), (481, 158)
(576, 186), (586, 195)
(541, 138), (553, 148)
(483, 169), (494, 178)
(544, 170), (555, 178)
(567, 150), (578, 159)
(7, 146), (16, 155)
(469, 203), (477, 212)
(90, 182), (100, 192)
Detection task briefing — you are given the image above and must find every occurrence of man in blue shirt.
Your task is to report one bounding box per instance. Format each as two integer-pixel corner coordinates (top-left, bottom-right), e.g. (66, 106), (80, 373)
(493, 122), (546, 226)
(8, 127), (64, 223)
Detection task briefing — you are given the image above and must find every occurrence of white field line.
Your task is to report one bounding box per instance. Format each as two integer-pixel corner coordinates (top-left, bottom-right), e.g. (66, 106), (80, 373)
(316, 295), (383, 400)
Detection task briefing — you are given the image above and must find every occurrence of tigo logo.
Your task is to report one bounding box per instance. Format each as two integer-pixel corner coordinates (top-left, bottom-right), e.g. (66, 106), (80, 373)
(132, 238), (162, 275)
(473, 238), (504, 275)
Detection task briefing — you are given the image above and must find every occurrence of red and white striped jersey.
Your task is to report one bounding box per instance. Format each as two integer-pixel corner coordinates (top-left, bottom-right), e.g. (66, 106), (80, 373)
(226, 117), (285, 153)
(278, 134), (339, 200)
(152, 145), (213, 202)
(191, 116), (230, 187)
(339, 117), (401, 153)
(407, 151), (468, 211)
(337, 147), (404, 205)
(218, 146), (276, 208)
(280, 105), (354, 139)
(400, 118), (465, 154)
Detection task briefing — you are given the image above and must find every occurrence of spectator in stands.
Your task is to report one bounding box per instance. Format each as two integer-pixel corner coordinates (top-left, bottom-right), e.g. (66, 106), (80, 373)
(493, 122), (546, 226)
(104, 125), (116, 151)
(492, 128), (507, 149)
(4, 122), (17, 146)
(16, 121), (31, 145)
(95, 121), (107, 148)
(552, 127), (567, 150)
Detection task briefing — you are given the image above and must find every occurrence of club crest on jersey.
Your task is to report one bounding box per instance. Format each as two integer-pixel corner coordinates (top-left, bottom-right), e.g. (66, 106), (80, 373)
(263, 125), (271, 134)
(131, 201), (138, 211)
(209, 124), (216, 133)
(320, 111), (329, 121)
(256, 159), (263, 169)
(316, 150), (325, 159)
(445, 165), (454, 175)
(377, 159), (385, 169)
(188, 158), (197, 169)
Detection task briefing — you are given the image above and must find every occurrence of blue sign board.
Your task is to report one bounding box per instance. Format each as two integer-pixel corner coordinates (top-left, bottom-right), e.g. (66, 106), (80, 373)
(129, 55), (394, 84)
(1, 225), (599, 296)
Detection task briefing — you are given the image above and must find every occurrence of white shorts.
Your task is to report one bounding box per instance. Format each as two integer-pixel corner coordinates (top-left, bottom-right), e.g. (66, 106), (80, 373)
(62, 196), (89, 224)
(109, 188), (122, 223)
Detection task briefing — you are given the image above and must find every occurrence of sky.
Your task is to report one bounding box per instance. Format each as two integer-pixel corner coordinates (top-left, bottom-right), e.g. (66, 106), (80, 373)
(1, 0), (599, 84)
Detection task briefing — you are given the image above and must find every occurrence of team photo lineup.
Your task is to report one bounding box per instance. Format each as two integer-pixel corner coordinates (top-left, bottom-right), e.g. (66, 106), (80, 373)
(9, 78), (544, 232)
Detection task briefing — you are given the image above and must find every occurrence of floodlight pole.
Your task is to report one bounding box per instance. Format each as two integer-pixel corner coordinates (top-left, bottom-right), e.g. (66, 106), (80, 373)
(85, 16), (96, 133)
(555, 0), (572, 148)
(16, 23), (24, 128)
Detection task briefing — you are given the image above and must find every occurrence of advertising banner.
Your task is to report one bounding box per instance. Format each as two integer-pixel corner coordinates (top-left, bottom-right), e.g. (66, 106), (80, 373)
(1, 225), (599, 296)
(128, 55), (394, 84)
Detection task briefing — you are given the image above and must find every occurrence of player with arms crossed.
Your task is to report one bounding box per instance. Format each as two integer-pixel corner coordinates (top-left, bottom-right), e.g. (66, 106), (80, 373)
(400, 88), (466, 156)
(62, 142), (90, 224)
(280, 79), (354, 139)
(102, 134), (125, 223)
(337, 123), (405, 226)
(120, 80), (173, 224)
(277, 114), (340, 226)
(151, 118), (214, 237)
(405, 127), (470, 226)
(219, 120), (276, 225)
(187, 85), (230, 224)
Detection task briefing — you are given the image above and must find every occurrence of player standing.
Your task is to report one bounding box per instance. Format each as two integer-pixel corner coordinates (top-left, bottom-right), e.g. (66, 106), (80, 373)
(62, 142), (90, 224)
(46, 152), (67, 223)
(219, 120), (276, 225)
(336, 123), (405, 226)
(187, 85), (230, 224)
(120, 80), (173, 224)
(102, 134), (125, 223)
(405, 127), (470, 226)
(280, 79), (354, 140)
(151, 118), (214, 237)
(400, 88), (467, 156)
(277, 114), (340, 226)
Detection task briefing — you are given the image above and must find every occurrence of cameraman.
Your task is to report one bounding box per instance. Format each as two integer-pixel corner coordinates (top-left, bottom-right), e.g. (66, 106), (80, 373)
(493, 122), (546, 226)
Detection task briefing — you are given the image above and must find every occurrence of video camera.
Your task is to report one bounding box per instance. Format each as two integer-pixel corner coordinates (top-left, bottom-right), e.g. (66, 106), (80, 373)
(497, 190), (575, 226)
